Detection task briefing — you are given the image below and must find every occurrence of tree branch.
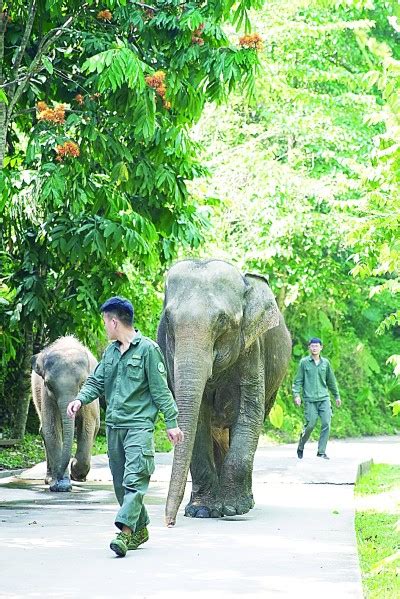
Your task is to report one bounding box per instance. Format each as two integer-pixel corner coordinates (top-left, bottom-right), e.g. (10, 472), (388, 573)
(133, 2), (159, 12)
(11, 0), (37, 85)
(5, 17), (74, 133)
(324, 55), (356, 75)
(0, 75), (26, 89)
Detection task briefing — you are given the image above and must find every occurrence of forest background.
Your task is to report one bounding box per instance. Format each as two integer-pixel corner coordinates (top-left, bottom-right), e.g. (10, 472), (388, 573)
(0, 0), (399, 447)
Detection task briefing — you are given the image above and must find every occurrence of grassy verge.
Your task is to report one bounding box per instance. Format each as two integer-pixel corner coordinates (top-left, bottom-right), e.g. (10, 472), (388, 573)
(0, 434), (45, 470)
(355, 464), (400, 599)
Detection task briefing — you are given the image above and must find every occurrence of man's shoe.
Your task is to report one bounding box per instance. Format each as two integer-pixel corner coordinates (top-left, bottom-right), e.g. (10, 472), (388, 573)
(110, 532), (130, 557)
(128, 526), (149, 550)
(317, 453), (330, 460)
(297, 448), (303, 459)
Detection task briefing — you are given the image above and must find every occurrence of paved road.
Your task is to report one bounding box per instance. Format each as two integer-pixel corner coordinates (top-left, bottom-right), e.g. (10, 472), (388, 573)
(0, 436), (398, 598)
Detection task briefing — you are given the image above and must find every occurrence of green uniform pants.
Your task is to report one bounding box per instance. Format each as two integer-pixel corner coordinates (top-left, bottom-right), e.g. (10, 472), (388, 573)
(106, 427), (155, 532)
(298, 399), (332, 454)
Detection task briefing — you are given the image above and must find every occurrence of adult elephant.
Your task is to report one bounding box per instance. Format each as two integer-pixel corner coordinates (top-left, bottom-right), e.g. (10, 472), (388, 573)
(31, 336), (100, 492)
(158, 259), (292, 526)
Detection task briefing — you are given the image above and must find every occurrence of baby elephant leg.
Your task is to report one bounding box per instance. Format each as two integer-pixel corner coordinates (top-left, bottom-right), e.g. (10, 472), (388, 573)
(71, 407), (99, 481)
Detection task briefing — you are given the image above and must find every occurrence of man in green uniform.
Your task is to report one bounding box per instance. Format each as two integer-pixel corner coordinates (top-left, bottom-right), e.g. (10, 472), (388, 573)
(67, 296), (184, 557)
(293, 337), (341, 460)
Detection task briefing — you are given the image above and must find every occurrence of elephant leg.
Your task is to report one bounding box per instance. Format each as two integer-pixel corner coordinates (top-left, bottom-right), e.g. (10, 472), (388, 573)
(212, 427), (229, 478)
(218, 346), (265, 516)
(41, 398), (62, 487)
(185, 400), (221, 519)
(41, 432), (53, 485)
(71, 408), (99, 481)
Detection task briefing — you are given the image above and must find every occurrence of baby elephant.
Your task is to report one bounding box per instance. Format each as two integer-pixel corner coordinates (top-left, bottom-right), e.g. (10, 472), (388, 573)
(31, 336), (100, 492)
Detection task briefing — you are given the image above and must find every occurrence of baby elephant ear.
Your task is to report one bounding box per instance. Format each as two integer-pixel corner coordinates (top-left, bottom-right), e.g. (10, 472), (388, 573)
(242, 273), (280, 351)
(31, 353), (44, 378)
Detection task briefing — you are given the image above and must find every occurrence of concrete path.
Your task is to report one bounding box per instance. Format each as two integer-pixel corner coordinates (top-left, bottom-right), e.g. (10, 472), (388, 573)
(0, 435), (399, 599)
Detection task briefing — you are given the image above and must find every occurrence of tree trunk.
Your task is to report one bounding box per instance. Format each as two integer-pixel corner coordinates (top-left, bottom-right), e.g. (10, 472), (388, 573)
(0, 5), (7, 168)
(11, 328), (33, 439)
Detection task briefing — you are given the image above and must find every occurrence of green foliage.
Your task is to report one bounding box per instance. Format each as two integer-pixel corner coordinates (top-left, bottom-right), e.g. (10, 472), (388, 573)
(268, 403), (284, 429)
(189, 0), (399, 438)
(0, 0), (263, 433)
(346, 0), (400, 382)
(0, 434), (45, 470)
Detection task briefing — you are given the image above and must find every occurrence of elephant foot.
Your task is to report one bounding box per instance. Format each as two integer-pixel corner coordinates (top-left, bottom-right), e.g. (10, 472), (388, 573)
(70, 458), (89, 482)
(45, 474), (53, 485)
(184, 499), (223, 519)
(221, 493), (255, 516)
(49, 477), (72, 492)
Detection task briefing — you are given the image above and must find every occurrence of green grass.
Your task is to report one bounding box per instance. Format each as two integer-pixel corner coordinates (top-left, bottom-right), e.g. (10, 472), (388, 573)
(355, 464), (400, 599)
(355, 464), (400, 496)
(0, 434), (45, 470)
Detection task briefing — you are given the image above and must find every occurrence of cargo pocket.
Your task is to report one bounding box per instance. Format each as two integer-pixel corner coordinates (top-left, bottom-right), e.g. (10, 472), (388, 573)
(125, 431), (155, 477)
(127, 357), (143, 380)
(141, 446), (155, 476)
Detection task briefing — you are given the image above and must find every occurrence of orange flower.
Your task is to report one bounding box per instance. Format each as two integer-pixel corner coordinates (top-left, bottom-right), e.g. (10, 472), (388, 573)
(193, 23), (205, 36)
(97, 9), (112, 21)
(144, 8), (155, 19)
(55, 141), (80, 160)
(239, 33), (263, 51)
(145, 71), (168, 99)
(37, 103), (65, 124)
(37, 101), (48, 112)
(192, 36), (204, 46)
(75, 94), (84, 105)
(163, 100), (171, 110)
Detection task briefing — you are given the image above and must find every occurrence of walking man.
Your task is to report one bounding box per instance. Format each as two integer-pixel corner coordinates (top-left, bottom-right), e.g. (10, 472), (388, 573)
(293, 337), (341, 460)
(67, 296), (183, 557)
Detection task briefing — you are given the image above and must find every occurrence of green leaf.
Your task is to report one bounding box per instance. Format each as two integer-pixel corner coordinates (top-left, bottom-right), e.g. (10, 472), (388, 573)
(42, 56), (54, 74)
(269, 404), (284, 429)
(0, 89), (8, 105)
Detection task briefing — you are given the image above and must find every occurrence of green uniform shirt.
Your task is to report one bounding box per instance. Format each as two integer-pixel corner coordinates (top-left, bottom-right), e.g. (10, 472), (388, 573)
(75, 331), (178, 430)
(292, 355), (340, 402)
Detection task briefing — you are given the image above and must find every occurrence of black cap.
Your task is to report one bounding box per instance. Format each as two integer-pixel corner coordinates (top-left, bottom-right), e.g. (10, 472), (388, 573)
(100, 296), (134, 319)
(308, 337), (322, 345)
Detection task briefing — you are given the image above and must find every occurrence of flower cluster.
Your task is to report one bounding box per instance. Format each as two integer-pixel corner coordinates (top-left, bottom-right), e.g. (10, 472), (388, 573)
(192, 23), (205, 46)
(143, 8), (155, 19)
(55, 141), (80, 161)
(145, 71), (171, 109)
(239, 33), (263, 51)
(74, 94), (84, 105)
(97, 9), (112, 21)
(37, 102), (65, 124)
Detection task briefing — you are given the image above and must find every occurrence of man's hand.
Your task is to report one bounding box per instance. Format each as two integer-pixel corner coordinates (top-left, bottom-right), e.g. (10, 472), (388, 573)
(294, 395), (301, 406)
(67, 400), (82, 418)
(336, 398), (342, 407)
(167, 427), (184, 446)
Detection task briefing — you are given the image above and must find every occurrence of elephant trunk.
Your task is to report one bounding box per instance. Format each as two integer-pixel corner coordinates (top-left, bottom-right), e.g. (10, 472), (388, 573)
(165, 344), (212, 526)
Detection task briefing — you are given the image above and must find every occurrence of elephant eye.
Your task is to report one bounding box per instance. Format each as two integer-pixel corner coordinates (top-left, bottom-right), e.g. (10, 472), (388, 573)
(217, 313), (228, 327)
(45, 379), (55, 393)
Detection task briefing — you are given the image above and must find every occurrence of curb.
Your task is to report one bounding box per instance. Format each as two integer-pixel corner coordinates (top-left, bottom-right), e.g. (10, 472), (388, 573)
(356, 459), (373, 482)
(0, 469), (24, 480)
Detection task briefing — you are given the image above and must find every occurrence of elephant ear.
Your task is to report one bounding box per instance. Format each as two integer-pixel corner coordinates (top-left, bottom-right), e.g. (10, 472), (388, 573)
(242, 273), (280, 350)
(31, 353), (44, 378)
